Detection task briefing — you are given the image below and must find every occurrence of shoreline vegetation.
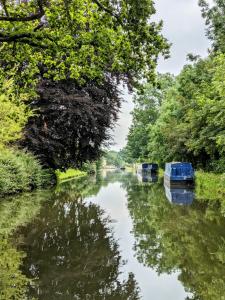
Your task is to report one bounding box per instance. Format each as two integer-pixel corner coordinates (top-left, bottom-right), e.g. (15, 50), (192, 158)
(56, 169), (87, 182)
(195, 171), (225, 202)
(0, 148), (53, 198)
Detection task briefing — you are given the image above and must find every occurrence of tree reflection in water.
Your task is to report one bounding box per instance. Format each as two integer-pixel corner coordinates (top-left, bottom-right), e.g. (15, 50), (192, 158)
(127, 180), (225, 300)
(16, 177), (140, 300)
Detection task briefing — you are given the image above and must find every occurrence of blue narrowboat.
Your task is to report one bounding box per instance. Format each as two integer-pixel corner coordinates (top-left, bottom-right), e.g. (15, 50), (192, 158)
(137, 172), (158, 183)
(164, 162), (194, 185)
(137, 163), (158, 173)
(164, 185), (194, 205)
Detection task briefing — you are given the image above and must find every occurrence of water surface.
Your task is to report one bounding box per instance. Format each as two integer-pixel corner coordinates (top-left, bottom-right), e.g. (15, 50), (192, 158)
(1, 171), (225, 299)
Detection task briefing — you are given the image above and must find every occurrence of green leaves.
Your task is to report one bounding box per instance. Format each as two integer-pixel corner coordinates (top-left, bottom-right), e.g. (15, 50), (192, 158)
(0, 0), (169, 88)
(0, 79), (32, 146)
(199, 0), (225, 53)
(125, 53), (225, 171)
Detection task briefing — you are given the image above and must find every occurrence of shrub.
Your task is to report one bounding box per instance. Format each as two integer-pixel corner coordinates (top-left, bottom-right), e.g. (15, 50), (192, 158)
(0, 148), (53, 197)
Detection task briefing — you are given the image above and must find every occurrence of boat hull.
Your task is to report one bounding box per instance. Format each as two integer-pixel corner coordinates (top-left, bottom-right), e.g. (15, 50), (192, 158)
(164, 174), (194, 187)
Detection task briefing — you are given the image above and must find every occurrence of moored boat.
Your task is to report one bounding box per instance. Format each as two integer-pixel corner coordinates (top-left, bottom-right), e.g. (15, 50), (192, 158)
(137, 163), (158, 174)
(164, 162), (194, 186)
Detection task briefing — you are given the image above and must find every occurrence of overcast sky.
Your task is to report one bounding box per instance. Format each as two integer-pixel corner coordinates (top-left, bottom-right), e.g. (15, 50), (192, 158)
(110, 0), (212, 151)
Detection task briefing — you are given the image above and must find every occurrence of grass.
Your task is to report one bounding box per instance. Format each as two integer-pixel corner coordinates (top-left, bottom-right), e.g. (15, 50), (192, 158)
(56, 168), (87, 182)
(195, 170), (225, 201)
(0, 148), (53, 197)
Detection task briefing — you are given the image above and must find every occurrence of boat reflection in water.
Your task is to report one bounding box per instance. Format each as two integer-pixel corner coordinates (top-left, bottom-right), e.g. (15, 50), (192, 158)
(137, 172), (158, 183)
(164, 183), (194, 205)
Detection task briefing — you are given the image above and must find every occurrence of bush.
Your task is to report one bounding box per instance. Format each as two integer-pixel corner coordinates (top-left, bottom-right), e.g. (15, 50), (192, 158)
(0, 148), (53, 197)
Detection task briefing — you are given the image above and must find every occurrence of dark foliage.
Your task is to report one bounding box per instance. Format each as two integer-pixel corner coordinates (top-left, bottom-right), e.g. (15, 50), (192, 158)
(20, 79), (121, 170)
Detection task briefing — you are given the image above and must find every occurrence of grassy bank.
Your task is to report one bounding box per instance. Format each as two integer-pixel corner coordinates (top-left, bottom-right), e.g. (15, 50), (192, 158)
(0, 148), (53, 197)
(195, 171), (225, 201)
(56, 168), (87, 182)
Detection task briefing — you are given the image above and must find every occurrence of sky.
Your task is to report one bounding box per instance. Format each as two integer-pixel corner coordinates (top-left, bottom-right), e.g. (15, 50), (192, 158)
(110, 0), (212, 151)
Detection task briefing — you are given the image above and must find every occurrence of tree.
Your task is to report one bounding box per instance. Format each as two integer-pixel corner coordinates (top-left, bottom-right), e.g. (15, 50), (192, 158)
(199, 0), (225, 53)
(0, 0), (169, 90)
(0, 0), (170, 169)
(20, 77), (121, 169)
(0, 79), (31, 147)
(151, 54), (225, 170)
(104, 150), (125, 168)
(124, 54), (225, 171)
(124, 73), (175, 162)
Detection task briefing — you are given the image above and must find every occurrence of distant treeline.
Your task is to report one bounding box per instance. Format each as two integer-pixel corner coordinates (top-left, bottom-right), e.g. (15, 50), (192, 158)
(124, 1), (225, 172)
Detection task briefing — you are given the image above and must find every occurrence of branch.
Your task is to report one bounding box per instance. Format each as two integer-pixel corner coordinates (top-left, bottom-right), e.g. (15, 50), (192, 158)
(13, 38), (49, 48)
(0, 32), (33, 41)
(92, 0), (119, 19)
(0, 31), (54, 45)
(0, 0), (44, 22)
(0, 0), (9, 17)
(0, 11), (44, 22)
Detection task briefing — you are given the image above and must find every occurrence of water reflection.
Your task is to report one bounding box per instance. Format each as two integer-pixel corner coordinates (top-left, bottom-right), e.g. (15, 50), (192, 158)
(137, 172), (158, 183)
(164, 184), (194, 205)
(127, 179), (225, 299)
(1, 171), (225, 300)
(0, 192), (46, 300)
(15, 178), (140, 300)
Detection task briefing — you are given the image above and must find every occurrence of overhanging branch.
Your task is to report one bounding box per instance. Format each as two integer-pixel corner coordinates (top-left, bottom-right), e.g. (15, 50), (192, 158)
(0, 0), (44, 21)
(92, 0), (119, 20)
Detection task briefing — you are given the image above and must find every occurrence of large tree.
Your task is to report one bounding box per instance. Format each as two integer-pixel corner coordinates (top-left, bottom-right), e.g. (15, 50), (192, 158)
(124, 73), (175, 162)
(0, 0), (169, 169)
(20, 77), (121, 169)
(0, 0), (169, 89)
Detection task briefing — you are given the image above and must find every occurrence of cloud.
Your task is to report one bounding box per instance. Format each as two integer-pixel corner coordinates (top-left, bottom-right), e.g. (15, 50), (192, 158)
(155, 0), (211, 74)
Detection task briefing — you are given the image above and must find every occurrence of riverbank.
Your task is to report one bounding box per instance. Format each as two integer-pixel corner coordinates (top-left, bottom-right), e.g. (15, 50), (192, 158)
(56, 168), (87, 182)
(141, 168), (225, 202)
(0, 148), (53, 197)
(195, 171), (225, 201)
(0, 147), (98, 198)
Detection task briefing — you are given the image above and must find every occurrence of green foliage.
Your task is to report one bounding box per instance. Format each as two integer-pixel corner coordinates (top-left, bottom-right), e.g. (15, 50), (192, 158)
(0, 237), (33, 300)
(0, 79), (32, 146)
(196, 171), (225, 204)
(0, 0), (169, 90)
(199, 0), (225, 53)
(0, 148), (52, 197)
(56, 168), (87, 181)
(124, 73), (175, 163)
(0, 190), (48, 300)
(125, 54), (225, 171)
(127, 179), (225, 300)
(12, 174), (140, 299)
(104, 150), (126, 167)
(80, 161), (98, 174)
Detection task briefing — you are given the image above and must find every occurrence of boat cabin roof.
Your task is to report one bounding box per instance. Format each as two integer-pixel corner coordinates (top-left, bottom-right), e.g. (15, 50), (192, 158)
(166, 162), (192, 167)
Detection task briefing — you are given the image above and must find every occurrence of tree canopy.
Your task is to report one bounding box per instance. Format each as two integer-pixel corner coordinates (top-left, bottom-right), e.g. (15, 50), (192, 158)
(199, 0), (225, 52)
(0, 0), (169, 89)
(20, 77), (121, 169)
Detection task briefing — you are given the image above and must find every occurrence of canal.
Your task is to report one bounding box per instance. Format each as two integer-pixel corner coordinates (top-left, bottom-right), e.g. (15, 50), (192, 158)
(1, 170), (225, 299)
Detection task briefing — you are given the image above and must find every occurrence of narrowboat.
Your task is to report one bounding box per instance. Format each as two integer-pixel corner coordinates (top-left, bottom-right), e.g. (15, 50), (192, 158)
(137, 172), (158, 183)
(164, 184), (194, 205)
(164, 162), (194, 186)
(137, 163), (158, 174)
